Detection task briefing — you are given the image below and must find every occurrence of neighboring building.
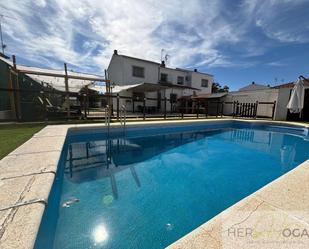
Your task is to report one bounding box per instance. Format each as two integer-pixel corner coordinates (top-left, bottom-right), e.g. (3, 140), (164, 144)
(238, 82), (270, 92)
(107, 50), (213, 112)
(204, 80), (309, 121)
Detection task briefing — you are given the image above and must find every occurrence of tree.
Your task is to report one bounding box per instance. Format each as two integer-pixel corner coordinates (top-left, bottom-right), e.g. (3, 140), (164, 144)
(212, 82), (229, 93)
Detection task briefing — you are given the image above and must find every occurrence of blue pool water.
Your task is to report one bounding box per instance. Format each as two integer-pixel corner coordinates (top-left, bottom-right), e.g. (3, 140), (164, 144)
(35, 121), (309, 249)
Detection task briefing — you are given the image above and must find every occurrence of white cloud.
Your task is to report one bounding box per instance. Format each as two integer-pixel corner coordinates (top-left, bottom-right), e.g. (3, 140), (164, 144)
(0, 0), (308, 74)
(244, 0), (309, 43)
(34, 0), (47, 8)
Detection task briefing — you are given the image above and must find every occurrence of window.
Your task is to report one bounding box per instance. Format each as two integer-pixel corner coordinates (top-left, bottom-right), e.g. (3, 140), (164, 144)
(177, 76), (184, 85)
(160, 73), (168, 82)
(201, 79), (209, 87)
(132, 66), (145, 78)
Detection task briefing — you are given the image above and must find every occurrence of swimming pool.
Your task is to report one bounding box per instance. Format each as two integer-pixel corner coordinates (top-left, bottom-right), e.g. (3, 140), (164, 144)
(34, 121), (309, 249)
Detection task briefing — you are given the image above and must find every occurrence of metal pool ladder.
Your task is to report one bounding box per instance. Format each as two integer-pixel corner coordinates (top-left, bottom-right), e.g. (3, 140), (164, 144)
(105, 105), (111, 130)
(120, 104), (126, 133)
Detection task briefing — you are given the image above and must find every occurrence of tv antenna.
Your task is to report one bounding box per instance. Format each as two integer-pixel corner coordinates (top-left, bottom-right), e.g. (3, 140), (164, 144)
(160, 49), (165, 62)
(164, 53), (170, 65)
(0, 14), (17, 54)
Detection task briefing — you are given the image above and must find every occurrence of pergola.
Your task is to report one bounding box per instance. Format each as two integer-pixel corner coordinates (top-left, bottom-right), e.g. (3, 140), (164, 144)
(0, 55), (111, 119)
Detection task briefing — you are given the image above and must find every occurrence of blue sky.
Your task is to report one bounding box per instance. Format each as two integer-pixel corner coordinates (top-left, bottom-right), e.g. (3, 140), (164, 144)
(0, 0), (308, 90)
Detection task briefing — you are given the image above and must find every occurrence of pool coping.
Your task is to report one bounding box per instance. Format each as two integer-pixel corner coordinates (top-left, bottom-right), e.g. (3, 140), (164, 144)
(0, 118), (308, 249)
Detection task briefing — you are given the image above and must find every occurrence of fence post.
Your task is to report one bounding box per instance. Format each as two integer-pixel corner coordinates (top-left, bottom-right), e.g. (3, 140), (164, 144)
(216, 101), (219, 117)
(164, 97), (167, 119)
(206, 100), (208, 118)
(221, 102), (224, 117)
(197, 100), (200, 118)
(12, 55), (22, 121)
(83, 93), (87, 119)
(84, 86), (88, 119)
(64, 63), (70, 119)
(232, 101), (235, 117)
(250, 103), (254, 117)
(41, 89), (47, 121)
(245, 103), (248, 117)
(272, 101), (276, 120)
(255, 101), (258, 119)
(181, 99), (184, 119)
(143, 97), (146, 120)
(116, 93), (120, 121)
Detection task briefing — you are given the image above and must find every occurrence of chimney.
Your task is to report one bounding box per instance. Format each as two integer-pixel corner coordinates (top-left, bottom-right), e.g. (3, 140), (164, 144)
(114, 50), (118, 55)
(161, 61), (165, 67)
(194, 69), (197, 72)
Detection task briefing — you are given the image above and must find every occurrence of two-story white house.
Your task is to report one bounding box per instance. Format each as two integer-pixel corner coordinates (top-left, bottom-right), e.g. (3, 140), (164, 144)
(107, 50), (213, 113)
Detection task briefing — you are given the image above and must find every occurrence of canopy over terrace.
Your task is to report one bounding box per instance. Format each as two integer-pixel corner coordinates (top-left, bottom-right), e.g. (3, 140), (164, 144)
(88, 82), (198, 95)
(0, 55), (107, 93)
(191, 92), (228, 100)
(0, 55), (109, 120)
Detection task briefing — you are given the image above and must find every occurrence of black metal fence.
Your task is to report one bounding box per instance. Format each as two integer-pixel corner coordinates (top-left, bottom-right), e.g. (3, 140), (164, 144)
(0, 86), (277, 122)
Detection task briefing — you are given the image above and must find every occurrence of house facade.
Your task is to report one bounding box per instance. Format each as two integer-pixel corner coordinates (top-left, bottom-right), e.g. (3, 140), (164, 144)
(107, 50), (213, 112)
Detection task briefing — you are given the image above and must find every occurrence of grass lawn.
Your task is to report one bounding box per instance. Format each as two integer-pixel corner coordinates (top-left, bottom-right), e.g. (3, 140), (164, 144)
(0, 124), (46, 160)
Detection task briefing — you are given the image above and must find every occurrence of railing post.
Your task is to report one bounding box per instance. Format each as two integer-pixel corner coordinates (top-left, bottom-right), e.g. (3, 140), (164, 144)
(143, 97), (146, 120)
(116, 93), (120, 121)
(164, 97), (167, 119)
(206, 100), (208, 118)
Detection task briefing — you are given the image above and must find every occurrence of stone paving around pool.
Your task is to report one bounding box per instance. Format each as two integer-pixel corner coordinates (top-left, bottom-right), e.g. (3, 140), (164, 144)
(0, 119), (308, 249)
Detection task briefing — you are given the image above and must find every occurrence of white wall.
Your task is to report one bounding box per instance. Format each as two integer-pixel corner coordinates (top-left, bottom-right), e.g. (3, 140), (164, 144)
(223, 89), (279, 118)
(108, 54), (213, 94)
(107, 54), (124, 85)
(191, 72), (213, 94)
(159, 67), (187, 85)
(108, 55), (160, 86)
(275, 88), (291, 120)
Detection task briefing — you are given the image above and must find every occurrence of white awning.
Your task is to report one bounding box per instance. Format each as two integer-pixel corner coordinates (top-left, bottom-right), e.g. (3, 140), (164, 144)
(89, 83), (143, 94)
(89, 82), (169, 94)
